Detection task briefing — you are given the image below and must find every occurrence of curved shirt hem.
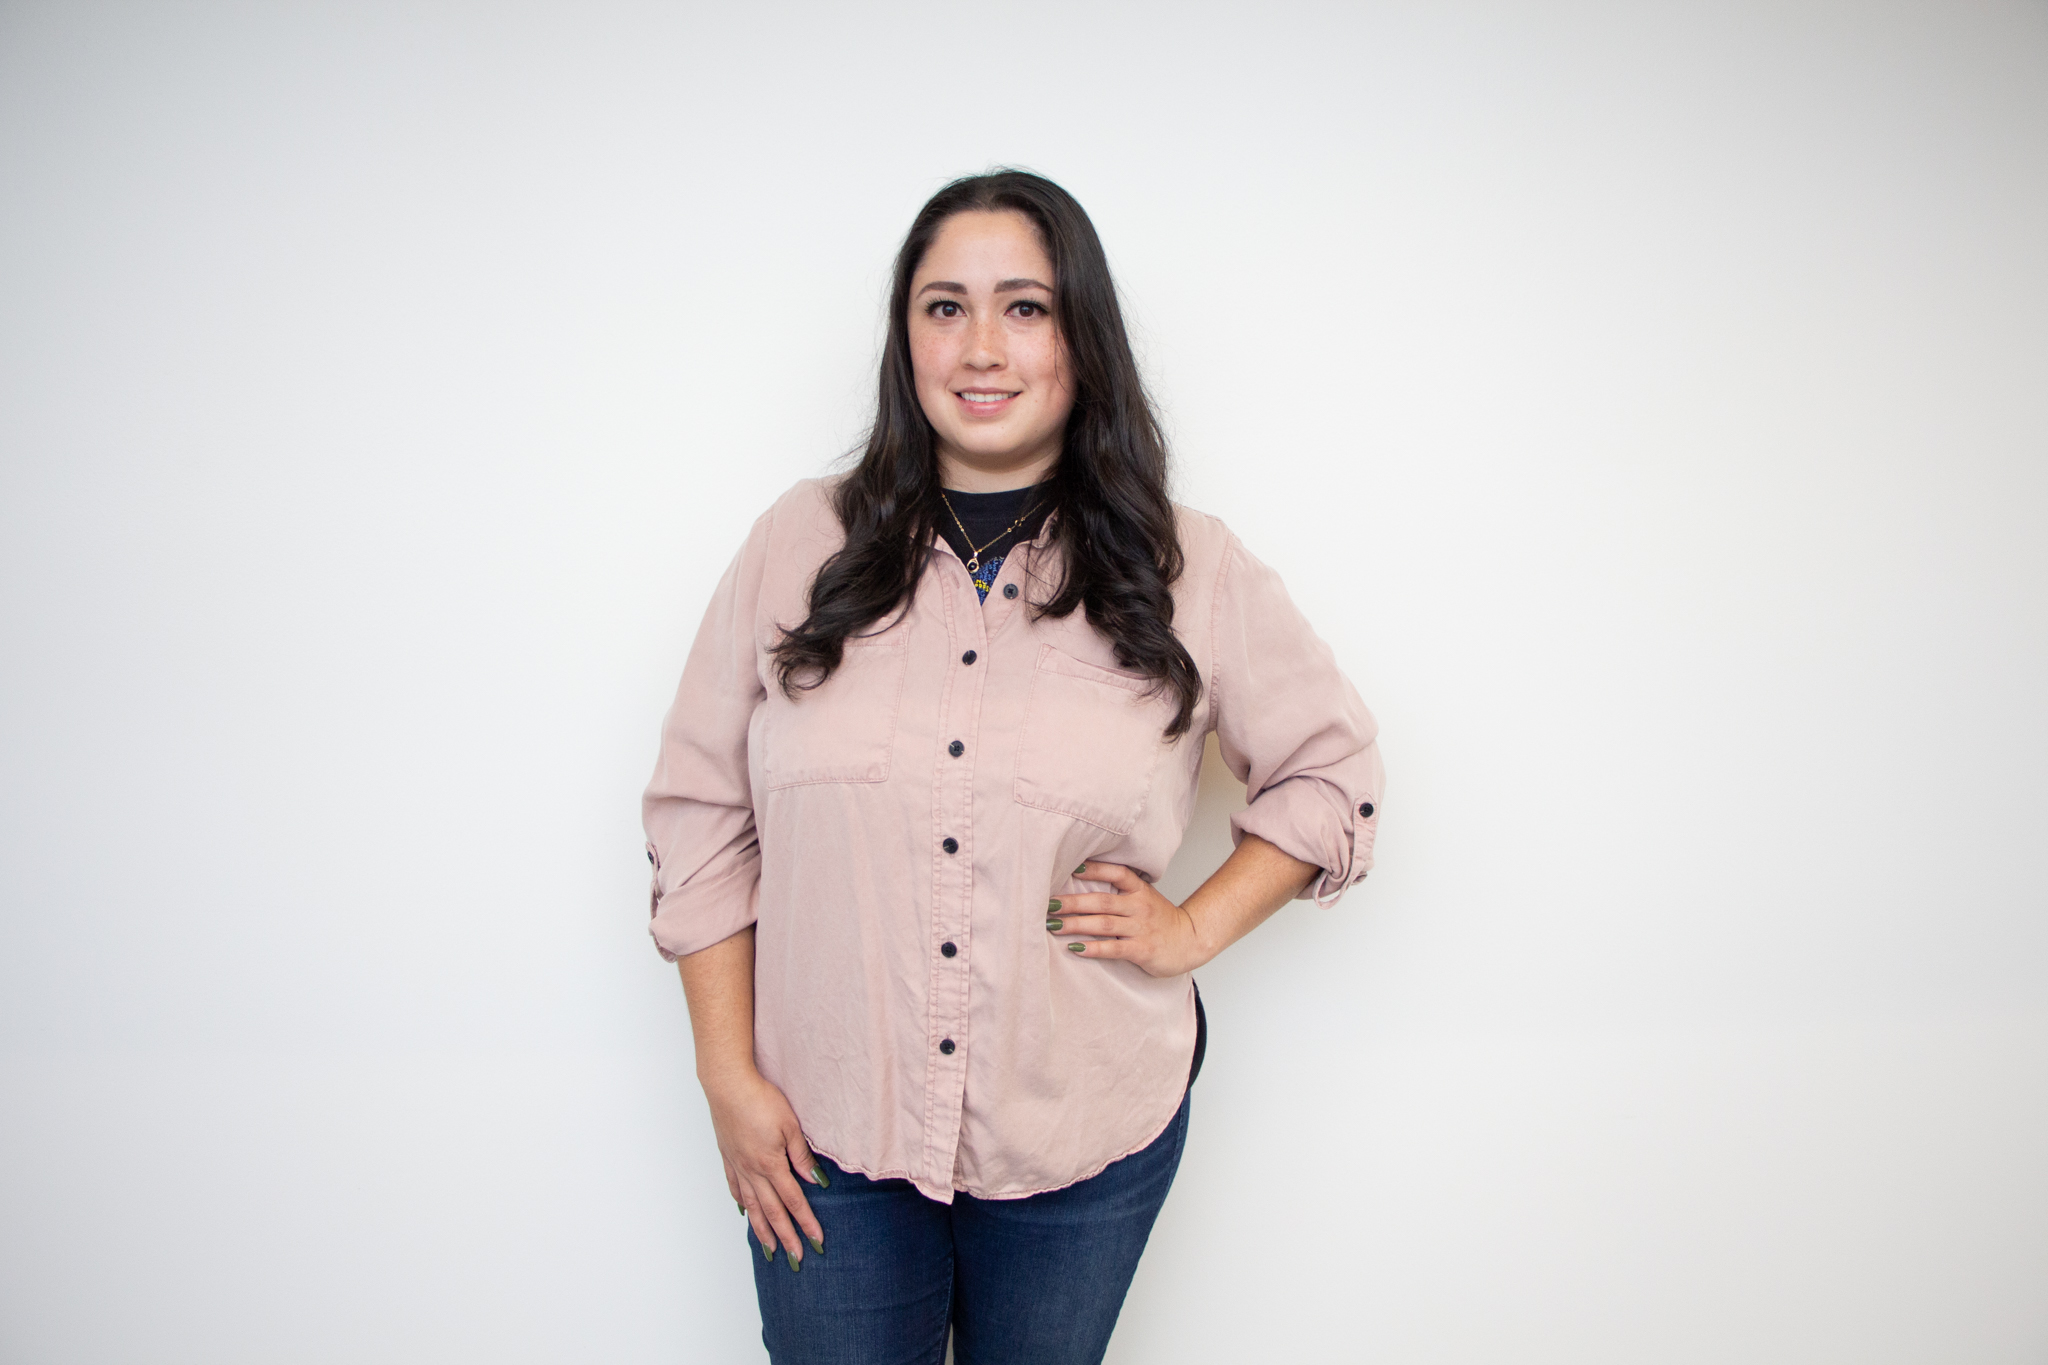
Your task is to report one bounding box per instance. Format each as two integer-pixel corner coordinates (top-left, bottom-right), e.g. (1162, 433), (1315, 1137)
(959, 1079), (1188, 1202)
(807, 1065), (1194, 1205)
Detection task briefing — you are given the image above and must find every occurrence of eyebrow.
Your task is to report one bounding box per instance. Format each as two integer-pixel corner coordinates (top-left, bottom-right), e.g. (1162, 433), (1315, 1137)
(915, 278), (1055, 297)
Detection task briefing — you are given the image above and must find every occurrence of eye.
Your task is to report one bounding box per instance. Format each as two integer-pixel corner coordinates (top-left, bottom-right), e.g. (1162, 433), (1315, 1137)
(925, 300), (963, 318)
(1009, 300), (1049, 318)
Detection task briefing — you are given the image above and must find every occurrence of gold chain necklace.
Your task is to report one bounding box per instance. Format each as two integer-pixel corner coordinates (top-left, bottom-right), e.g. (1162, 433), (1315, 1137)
(938, 489), (1044, 574)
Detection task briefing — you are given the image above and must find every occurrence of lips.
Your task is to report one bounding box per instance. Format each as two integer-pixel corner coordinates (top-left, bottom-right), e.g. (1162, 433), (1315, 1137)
(955, 389), (1020, 414)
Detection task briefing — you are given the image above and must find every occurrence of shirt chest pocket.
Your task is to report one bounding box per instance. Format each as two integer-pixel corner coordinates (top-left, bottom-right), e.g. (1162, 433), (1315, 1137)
(1013, 645), (1172, 835)
(760, 641), (909, 789)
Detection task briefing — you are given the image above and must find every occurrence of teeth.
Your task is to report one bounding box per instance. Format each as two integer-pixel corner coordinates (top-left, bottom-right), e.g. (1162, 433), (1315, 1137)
(961, 392), (1013, 402)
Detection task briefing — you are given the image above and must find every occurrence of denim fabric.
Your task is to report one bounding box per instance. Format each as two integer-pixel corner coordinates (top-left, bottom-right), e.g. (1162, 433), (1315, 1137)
(752, 1085), (1191, 1365)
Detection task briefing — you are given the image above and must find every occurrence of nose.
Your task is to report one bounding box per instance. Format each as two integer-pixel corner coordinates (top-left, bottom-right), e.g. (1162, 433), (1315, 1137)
(964, 310), (1005, 370)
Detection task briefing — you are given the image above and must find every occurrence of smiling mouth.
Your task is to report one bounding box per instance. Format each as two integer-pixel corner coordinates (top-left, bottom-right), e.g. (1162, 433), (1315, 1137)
(957, 390), (1018, 404)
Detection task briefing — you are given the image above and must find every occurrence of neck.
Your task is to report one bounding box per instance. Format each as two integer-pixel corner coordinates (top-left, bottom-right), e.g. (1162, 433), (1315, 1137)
(936, 446), (1059, 493)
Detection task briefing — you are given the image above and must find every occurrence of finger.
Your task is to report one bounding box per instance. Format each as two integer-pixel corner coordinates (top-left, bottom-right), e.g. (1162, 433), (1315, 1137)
(761, 1169), (811, 1268)
(769, 1155), (820, 1241)
(742, 1164), (806, 1266)
(1087, 862), (1146, 893)
(783, 1132), (828, 1252)
(1064, 935), (1131, 959)
(1046, 893), (1133, 922)
(737, 1174), (779, 1262)
(723, 1158), (745, 1213)
(1047, 914), (1136, 939)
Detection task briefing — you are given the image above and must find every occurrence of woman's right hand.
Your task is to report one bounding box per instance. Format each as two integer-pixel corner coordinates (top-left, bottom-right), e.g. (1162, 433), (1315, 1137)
(703, 1067), (827, 1269)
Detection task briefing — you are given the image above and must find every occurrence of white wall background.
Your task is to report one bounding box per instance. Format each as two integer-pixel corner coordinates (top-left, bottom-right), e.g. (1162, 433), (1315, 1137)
(3, 1), (2044, 1360)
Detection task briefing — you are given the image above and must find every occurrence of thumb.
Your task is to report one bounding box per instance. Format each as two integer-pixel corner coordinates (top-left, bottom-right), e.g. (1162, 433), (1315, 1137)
(786, 1127), (826, 1187)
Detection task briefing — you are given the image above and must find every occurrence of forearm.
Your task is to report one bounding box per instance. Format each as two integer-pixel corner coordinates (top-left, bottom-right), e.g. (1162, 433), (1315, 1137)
(1181, 833), (1318, 968)
(677, 925), (760, 1089)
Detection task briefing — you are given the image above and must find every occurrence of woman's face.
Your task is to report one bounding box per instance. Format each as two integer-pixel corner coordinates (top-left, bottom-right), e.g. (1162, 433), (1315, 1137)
(908, 210), (1076, 491)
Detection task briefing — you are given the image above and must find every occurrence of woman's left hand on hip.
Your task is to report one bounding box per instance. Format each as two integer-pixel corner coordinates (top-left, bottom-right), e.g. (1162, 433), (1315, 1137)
(1048, 861), (1207, 977)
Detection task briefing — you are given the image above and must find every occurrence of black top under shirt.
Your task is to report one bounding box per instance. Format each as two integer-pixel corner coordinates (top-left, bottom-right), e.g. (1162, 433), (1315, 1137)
(932, 483), (1057, 602)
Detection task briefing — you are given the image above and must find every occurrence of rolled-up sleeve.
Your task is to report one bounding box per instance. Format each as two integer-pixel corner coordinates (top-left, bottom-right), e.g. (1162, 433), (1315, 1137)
(1210, 530), (1384, 904)
(641, 507), (773, 960)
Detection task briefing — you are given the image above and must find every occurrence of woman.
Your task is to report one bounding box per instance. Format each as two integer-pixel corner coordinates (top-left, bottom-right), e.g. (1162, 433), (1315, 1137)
(643, 170), (1382, 1364)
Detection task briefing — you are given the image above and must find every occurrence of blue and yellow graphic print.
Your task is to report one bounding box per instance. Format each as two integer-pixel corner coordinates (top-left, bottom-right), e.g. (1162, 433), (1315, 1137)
(972, 554), (1005, 602)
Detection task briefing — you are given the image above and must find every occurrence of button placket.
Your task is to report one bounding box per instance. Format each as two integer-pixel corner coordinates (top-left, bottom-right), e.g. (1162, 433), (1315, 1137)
(921, 553), (986, 1185)
(984, 536), (1037, 621)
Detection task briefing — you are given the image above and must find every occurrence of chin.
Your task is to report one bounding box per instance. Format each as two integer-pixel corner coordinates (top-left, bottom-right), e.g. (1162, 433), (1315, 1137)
(956, 430), (1048, 459)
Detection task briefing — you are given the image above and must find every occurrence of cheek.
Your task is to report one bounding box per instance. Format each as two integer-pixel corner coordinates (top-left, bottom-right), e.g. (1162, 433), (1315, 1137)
(909, 327), (954, 393)
(1039, 338), (1079, 414)
(1018, 333), (1071, 396)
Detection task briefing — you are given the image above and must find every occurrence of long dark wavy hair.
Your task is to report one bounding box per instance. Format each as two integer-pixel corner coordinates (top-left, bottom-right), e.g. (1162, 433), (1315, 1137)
(770, 170), (1201, 738)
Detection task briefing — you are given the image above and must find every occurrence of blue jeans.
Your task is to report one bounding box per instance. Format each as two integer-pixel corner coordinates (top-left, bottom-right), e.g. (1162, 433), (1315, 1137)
(751, 1085), (1192, 1365)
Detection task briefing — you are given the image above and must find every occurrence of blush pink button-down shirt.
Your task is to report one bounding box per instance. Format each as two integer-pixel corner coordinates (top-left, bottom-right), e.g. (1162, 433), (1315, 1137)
(644, 477), (1382, 1203)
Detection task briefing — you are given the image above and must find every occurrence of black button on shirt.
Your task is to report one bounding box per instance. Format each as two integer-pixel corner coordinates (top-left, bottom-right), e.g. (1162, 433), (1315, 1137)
(942, 837), (959, 854)
(1002, 583), (1019, 599)
(948, 740), (964, 757)
(939, 1039), (956, 1055)
(1359, 802), (1374, 818)
(940, 941), (957, 958)
(961, 649), (977, 666)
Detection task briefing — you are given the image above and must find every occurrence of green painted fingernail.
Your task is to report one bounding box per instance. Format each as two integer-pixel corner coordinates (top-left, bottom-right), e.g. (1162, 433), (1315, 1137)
(811, 1164), (830, 1188)
(1048, 898), (1061, 913)
(808, 1235), (824, 1254)
(1068, 942), (1086, 953)
(789, 1253), (801, 1273)
(737, 1202), (746, 1215)
(761, 1240), (773, 1262)
(1074, 863), (1087, 874)
(1046, 918), (1062, 932)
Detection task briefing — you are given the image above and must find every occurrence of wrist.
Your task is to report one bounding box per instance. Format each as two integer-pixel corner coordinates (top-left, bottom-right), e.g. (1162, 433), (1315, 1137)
(696, 1053), (763, 1098)
(1178, 900), (1222, 972)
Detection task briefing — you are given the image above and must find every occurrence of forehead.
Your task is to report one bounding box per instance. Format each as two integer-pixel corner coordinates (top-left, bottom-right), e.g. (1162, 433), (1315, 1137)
(913, 210), (1053, 284)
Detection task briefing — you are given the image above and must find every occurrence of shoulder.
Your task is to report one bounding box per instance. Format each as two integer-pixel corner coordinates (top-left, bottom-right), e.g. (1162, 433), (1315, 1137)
(1164, 503), (1246, 657)
(764, 475), (842, 533)
(714, 477), (849, 624)
(1170, 503), (1307, 626)
(1170, 501), (1243, 583)
(745, 475), (848, 558)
